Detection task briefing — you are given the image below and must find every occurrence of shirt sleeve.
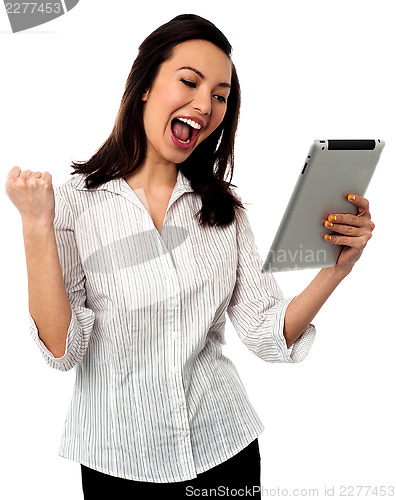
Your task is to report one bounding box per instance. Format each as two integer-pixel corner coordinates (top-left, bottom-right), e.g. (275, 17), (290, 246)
(27, 188), (95, 371)
(226, 202), (316, 363)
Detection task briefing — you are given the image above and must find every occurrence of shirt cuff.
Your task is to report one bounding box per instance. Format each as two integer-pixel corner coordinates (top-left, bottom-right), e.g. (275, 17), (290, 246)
(288, 323), (316, 362)
(272, 296), (316, 363)
(28, 309), (76, 362)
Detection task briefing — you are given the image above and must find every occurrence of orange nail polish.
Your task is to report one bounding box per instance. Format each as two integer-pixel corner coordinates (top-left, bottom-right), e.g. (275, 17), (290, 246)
(348, 194), (356, 201)
(329, 215), (337, 222)
(325, 221), (333, 227)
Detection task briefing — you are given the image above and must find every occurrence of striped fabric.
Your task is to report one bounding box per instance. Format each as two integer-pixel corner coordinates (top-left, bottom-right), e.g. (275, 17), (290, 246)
(28, 167), (316, 483)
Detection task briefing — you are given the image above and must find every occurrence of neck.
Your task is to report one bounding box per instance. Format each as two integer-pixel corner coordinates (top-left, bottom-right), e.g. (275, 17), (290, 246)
(124, 160), (178, 194)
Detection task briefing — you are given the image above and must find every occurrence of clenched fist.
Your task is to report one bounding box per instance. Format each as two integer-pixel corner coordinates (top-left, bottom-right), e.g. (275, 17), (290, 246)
(5, 167), (55, 226)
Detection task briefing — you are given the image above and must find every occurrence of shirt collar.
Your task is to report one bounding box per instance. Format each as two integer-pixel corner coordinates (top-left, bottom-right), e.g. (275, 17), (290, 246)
(73, 168), (194, 195)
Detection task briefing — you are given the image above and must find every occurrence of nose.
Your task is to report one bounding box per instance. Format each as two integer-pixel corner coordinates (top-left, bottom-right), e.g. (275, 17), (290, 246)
(192, 87), (212, 116)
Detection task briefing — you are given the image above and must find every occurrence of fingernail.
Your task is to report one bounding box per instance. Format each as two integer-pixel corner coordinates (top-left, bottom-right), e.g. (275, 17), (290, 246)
(325, 221), (333, 227)
(348, 194), (356, 201)
(324, 234), (331, 240)
(329, 215), (337, 222)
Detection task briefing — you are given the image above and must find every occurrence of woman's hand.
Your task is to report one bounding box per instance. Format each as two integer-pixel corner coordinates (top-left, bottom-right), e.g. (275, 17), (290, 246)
(5, 167), (55, 228)
(322, 194), (375, 275)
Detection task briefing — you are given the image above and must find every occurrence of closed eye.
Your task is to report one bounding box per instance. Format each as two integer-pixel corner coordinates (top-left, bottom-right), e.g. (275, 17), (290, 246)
(181, 79), (196, 88)
(180, 79), (227, 104)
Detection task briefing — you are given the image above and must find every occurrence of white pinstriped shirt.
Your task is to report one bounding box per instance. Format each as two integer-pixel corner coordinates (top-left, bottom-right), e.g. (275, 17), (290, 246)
(28, 167), (316, 483)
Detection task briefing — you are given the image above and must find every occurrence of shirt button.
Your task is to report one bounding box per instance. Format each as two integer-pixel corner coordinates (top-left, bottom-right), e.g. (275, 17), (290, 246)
(173, 366), (178, 374)
(182, 431), (189, 438)
(172, 332), (178, 339)
(170, 299), (177, 308)
(177, 398), (184, 407)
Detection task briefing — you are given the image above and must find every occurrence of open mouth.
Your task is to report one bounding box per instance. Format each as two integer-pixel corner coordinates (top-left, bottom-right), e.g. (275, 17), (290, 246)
(170, 118), (202, 149)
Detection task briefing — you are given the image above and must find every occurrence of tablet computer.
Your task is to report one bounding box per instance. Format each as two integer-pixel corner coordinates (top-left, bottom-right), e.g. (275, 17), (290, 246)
(262, 139), (385, 273)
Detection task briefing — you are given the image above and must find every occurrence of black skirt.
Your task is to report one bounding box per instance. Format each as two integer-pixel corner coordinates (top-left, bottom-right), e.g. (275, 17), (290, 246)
(81, 438), (261, 499)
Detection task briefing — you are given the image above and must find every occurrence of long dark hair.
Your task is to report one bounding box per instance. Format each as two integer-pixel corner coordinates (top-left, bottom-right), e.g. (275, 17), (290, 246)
(70, 14), (245, 227)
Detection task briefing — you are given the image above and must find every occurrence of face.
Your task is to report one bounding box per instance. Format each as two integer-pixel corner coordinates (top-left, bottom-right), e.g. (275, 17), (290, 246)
(141, 39), (232, 166)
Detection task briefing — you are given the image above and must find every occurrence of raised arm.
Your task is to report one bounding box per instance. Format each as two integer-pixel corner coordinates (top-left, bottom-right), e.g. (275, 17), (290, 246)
(6, 167), (71, 358)
(6, 167), (95, 371)
(283, 193), (375, 348)
(22, 220), (72, 358)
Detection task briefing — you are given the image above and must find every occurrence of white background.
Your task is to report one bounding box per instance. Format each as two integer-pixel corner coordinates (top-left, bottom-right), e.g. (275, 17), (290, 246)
(1, 1), (395, 498)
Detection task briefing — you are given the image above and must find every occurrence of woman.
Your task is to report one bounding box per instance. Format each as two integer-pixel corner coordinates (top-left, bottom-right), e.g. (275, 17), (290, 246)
(5, 14), (375, 499)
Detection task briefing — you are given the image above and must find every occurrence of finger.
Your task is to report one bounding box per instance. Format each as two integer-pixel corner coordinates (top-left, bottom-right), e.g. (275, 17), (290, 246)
(25, 171), (53, 188)
(324, 218), (375, 234)
(325, 212), (368, 228)
(20, 169), (33, 179)
(323, 221), (362, 237)
(6, 166), (22, 180)
(41, 171), (52, 181)
(323, 232), (370, 250)
(346, 193), (371, 218)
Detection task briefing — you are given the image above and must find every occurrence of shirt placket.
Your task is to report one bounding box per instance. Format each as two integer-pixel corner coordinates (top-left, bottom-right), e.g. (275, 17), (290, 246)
(159, 238), (196, 478)
(118, 180), (197, 479)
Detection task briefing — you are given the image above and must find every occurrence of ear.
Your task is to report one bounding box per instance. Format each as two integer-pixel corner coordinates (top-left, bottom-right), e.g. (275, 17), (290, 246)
(142, 89), (150, 102)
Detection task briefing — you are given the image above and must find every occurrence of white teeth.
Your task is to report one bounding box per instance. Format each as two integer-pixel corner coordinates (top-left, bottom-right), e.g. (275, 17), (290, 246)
(176, 117), (202, 130)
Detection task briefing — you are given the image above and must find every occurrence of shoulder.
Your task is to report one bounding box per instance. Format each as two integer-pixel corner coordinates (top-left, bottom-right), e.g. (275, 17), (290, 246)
(228, 186), (250, 229)
(53, 173), (89, 214)
(54, 173), (86, 194)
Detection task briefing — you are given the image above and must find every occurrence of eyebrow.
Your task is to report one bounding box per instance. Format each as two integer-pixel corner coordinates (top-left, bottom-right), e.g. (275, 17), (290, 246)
(177, 66), (231, 89)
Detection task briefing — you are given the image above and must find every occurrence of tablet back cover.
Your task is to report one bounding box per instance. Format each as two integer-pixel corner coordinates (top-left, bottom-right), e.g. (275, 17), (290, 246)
(262, 139), (385, 273)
